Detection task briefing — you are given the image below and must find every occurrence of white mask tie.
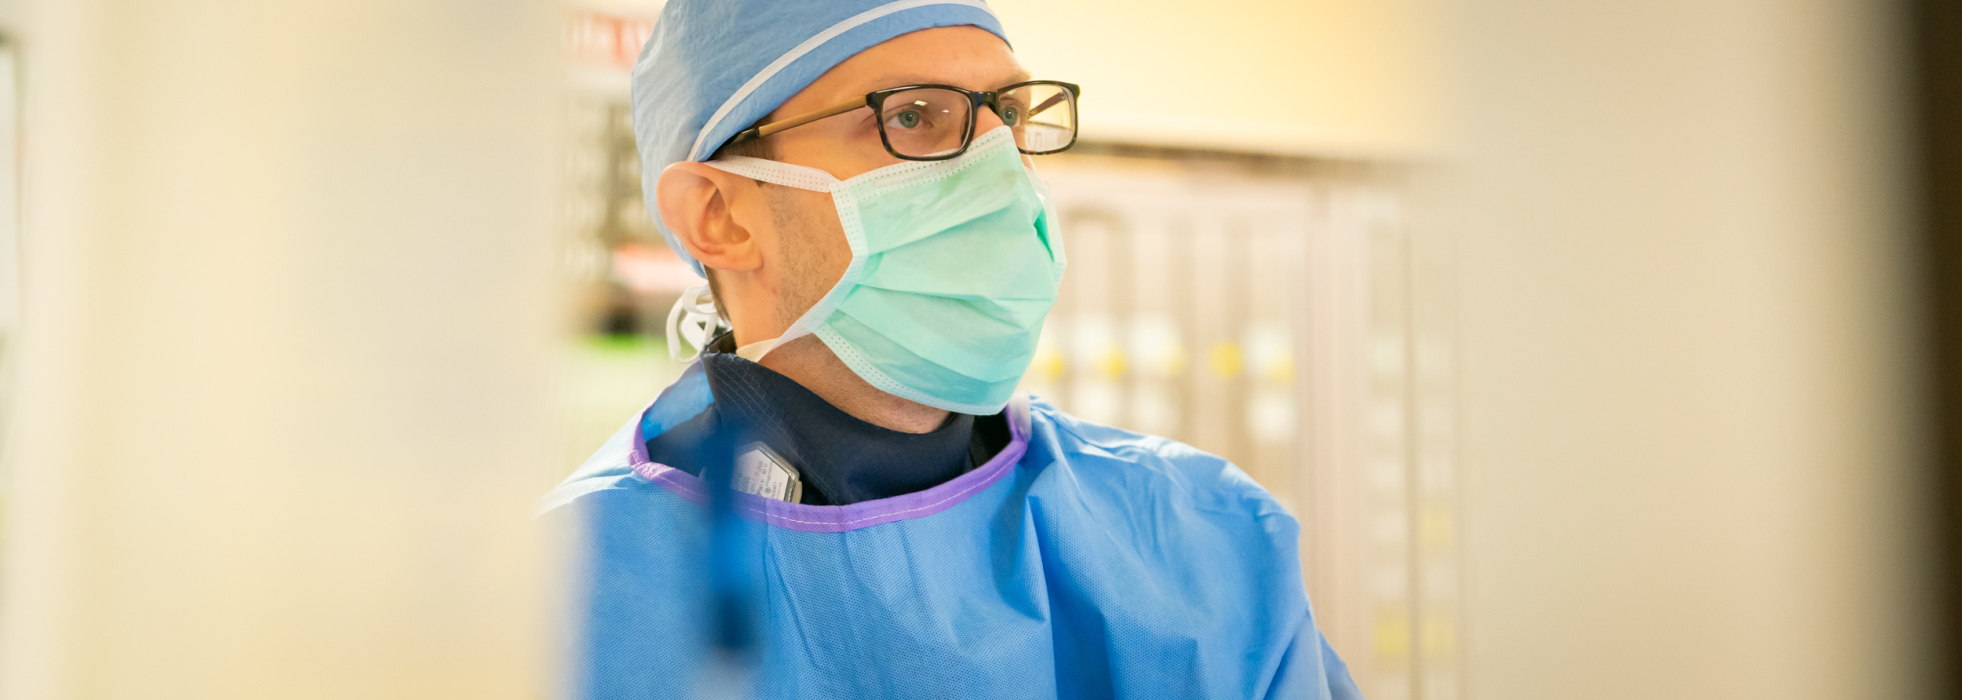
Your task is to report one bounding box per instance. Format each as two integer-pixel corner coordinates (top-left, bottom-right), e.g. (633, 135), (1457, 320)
(665, 284), (724, 363)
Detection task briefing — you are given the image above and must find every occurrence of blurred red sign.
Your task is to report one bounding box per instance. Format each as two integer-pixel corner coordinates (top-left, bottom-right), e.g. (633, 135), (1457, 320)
(613, 241), (705, 295)
(566, 9), (658, 72)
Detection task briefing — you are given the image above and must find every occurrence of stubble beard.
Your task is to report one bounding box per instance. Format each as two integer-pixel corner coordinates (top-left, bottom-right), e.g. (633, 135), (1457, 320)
(763, 186), (851, 333)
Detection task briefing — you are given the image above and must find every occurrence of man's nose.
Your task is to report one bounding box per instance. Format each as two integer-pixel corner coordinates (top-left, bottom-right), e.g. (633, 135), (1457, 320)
(975, 102), (1008, 133)
(972, 105), (1032, 166)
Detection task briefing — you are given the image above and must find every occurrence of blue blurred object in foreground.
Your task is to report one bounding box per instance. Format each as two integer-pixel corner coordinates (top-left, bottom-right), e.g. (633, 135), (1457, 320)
(703, 446), (757, 655)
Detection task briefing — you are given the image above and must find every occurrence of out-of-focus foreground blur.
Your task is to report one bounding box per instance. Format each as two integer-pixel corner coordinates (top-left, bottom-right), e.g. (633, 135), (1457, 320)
(0, 0), (1954, 699)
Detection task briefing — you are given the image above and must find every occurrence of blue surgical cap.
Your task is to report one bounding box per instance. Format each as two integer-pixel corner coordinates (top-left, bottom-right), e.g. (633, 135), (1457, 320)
(632, 0), (1011, 276)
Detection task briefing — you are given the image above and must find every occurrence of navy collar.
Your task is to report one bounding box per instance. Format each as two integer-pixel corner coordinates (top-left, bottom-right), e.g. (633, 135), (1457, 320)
(641, 334), (1006, 506)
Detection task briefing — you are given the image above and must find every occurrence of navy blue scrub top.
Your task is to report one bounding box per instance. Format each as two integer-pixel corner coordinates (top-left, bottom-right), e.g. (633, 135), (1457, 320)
(641, 333), (1012, 506)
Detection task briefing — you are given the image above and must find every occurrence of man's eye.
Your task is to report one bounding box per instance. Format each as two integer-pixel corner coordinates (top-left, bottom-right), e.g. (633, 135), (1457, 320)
(886, 109), (924, 130)
(999, 104), (1023, 126)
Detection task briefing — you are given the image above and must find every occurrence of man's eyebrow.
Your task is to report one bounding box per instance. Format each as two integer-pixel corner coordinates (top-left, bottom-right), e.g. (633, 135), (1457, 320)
(856, 70), (1038, 91)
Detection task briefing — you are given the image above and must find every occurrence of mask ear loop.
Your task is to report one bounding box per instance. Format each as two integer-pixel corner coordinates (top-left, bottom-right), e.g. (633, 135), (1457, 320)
(665, 284), (724, 363)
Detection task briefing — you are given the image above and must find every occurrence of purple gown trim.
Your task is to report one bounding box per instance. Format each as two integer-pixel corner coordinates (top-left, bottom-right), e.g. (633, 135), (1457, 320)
(626, 394), (1031, 533)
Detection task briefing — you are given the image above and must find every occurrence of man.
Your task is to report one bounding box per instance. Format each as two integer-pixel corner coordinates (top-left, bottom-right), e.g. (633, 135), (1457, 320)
(541, 2), (1361, 698)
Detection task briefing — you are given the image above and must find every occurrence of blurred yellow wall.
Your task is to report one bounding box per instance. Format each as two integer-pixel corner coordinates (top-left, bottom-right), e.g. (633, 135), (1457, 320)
(1445, 1), (1933, 698)
(989, 0), (1444, 158)
(0, 1), (564, 698)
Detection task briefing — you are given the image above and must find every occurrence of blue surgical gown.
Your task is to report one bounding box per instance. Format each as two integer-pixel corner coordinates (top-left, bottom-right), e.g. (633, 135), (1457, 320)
(540, 364), (1362, 699)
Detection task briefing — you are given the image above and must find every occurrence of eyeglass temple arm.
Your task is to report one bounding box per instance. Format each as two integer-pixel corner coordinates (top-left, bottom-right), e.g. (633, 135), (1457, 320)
(1026, 92), (1069, 119)
(730, 98), (869, 144)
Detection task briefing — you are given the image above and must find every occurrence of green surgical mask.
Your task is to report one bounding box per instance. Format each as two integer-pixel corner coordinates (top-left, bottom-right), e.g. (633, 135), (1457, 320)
(696, 127), (1065, 414)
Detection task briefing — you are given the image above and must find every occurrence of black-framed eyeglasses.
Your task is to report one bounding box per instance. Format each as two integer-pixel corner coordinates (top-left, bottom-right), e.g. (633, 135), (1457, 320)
(723, 80), (1081, 162)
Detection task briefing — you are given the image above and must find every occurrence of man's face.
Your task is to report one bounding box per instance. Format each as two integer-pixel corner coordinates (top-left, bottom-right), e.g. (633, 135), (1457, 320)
(741, 26), (1031, 333)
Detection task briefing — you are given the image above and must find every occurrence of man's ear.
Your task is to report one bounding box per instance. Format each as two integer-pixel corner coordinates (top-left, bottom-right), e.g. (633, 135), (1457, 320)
(655, 162), (766, 273)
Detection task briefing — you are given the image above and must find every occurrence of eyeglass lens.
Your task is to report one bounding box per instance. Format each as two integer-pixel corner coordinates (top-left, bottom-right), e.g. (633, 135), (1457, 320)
(877, 83), (1076, 159)
(1007, 83), (1075, 154)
